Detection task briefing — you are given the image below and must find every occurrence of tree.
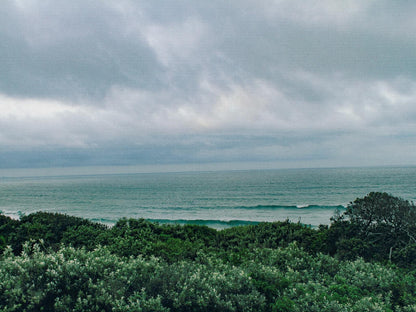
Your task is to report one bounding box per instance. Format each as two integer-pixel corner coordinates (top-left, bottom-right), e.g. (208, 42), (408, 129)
(344, 192), (416, 262)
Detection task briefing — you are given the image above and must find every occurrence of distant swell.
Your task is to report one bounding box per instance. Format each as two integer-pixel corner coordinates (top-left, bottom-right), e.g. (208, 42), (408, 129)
(148, 204), (346, 210)
(238, 204), (346, 210)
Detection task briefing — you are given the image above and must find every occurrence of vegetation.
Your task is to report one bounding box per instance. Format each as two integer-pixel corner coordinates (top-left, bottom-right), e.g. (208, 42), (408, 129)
(1, 192), (416, 311)
(329, 192), (416, 266)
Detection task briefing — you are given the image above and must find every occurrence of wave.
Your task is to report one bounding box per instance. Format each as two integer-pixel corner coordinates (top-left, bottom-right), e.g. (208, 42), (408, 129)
(147, 204), (346, 211)
(148, 219), (261, 228)
(90, 218), (119, 224)
(56, 204), (347, 228)
(237, 204), (346, 210)
(145, 218), (330, 229)
(90, 217), (261, 229)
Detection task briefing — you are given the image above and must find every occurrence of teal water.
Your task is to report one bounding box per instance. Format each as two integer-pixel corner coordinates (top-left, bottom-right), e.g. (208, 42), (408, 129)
(1, 167), (415, 228)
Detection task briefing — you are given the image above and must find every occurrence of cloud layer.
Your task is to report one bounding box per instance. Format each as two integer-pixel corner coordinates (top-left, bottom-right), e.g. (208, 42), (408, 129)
(1, 0), (416, 169)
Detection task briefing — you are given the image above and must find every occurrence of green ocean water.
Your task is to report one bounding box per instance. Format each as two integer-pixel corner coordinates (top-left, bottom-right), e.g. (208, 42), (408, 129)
(1, 166), (415, 228)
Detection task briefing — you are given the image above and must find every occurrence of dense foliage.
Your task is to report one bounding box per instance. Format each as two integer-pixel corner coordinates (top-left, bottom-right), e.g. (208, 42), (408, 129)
(1, 192), (416, 311)
(330, 192), (416, 266)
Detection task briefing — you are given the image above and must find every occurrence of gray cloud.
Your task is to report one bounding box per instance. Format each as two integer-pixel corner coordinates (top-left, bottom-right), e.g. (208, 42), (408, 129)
(0, 1), (163, 101)
(1, 0), (416, 169)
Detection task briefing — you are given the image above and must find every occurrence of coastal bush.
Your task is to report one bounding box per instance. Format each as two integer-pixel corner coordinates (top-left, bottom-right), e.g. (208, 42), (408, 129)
(216, 220), (322, 251)
(243, 245), (416, 311)
(61, 224), (110, 250)
(0, 243), (265, 311)
(3, 242), (415, 311)
(103, 219), (210, 261)
(0, 235), (5, 253)
(5, 212), (108, 254)
(0, 243), (167, 312)
(0, 214), (20, 251)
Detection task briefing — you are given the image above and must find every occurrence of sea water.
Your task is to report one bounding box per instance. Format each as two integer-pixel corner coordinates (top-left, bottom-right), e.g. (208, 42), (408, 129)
(0, 166), (415, 228)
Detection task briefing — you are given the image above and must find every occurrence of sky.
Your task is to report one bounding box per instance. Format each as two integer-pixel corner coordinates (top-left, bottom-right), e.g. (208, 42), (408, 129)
(1, 0), (416, 171)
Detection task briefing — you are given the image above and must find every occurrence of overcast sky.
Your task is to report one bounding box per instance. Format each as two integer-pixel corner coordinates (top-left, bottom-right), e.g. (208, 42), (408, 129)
(1, 0), (416, 170)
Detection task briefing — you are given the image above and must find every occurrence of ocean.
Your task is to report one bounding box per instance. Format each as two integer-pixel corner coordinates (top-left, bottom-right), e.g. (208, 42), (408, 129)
(1, 166), (415, 229)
